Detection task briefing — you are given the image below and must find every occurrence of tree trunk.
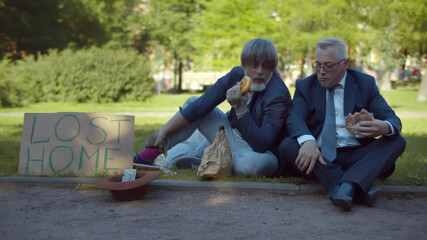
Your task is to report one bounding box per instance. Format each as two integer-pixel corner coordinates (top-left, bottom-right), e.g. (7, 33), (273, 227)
(173, 56), (177, 91)
(306, 44), (313, 77)
(417, 73), (427, 102)
(379, 70), (392, 91)
(178, 59), (183, 92)
(299, 58), (306, 79)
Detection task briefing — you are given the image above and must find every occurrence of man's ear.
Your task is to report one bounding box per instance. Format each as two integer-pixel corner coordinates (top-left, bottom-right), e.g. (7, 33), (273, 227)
(344, 58), (350, 66)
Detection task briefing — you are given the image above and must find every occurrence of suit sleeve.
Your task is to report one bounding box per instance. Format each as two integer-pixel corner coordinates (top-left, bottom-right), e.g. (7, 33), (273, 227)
(286, 80), (315, 138)
(180, 67), (241, 123)
(366, 80), (402, 134)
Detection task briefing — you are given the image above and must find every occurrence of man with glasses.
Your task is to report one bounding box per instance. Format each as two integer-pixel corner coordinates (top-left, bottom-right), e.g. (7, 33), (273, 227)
(278, 37), (406, 211)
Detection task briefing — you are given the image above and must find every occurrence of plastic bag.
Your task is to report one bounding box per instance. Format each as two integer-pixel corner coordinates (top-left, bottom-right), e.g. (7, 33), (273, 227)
(197, 126), (233, 179)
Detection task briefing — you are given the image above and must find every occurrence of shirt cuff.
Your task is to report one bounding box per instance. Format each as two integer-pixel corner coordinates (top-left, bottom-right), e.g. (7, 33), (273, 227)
(297, 135), (316, 146)
(384, 121), (396, 136)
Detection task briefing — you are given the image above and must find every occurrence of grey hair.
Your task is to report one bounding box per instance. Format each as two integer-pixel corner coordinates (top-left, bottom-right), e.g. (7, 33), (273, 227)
(241, 38), (278, 71)
(316, 37), (347, 60)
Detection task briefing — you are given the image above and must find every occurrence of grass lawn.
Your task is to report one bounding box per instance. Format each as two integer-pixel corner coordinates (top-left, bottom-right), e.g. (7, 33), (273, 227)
(0, 90), (426, 185)
(1, 89), (426, 113)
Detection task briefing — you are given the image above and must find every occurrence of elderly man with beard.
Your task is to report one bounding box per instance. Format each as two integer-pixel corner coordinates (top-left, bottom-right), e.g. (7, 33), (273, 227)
(134, 38), (291, 177)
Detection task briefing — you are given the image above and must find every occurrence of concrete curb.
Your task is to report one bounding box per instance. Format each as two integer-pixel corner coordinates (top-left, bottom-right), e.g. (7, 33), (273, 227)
(1, 176), (426, 195)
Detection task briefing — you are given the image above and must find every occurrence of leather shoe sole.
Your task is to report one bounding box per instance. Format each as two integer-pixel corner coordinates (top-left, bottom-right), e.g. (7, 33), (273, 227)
(364, 187), (381, 207)
(331, 183), (355, 212)
(332, 197), (353, 212)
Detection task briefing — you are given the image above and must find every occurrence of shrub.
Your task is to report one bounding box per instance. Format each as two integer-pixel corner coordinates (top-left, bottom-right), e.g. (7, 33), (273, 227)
(0, 58), (25, 107)
(6, 47), (155, 104)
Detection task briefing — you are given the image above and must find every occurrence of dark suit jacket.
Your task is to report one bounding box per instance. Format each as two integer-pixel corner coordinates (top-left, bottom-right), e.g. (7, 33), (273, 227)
(180, 66), (291, 153)
(287, 69), (402, 145)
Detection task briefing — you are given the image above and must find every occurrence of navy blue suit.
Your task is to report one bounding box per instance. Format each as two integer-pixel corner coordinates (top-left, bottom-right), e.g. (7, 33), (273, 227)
(279, 69), (406, 195)
(181, 66), (291, 154)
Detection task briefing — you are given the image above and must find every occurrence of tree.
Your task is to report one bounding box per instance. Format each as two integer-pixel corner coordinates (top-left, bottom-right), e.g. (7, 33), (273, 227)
(355, 0), (425, 93)
(194, 0), (377, 79)
(193, 0), (277, 71)
(80, 0), (149, 51)
(371, 25), (402, 91)
(393, 0), (426, 59)
(0, 0), (108, 59)
(272, 0), (371, 78)
(0, 0), (148, 59)
(393, 0), (426, 102)
(145, 0), (199, 92)
(417, 73), (427, 102)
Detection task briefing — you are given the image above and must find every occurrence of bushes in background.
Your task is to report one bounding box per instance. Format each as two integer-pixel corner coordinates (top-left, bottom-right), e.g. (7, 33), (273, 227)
(0, 58), (25, 107)
(0, 47), (154, 107)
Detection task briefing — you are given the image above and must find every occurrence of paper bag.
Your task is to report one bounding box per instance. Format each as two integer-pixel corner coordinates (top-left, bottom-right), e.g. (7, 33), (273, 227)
(197, 126), (233, 179)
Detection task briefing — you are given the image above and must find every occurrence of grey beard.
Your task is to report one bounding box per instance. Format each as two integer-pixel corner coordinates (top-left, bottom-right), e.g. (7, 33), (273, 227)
(250, 72), (273, 92)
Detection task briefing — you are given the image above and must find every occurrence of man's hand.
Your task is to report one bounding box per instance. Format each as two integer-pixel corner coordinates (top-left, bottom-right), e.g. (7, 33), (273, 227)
(353, 119), (391, 138)
(145, 130), (167, 153)
(295, 140), (327, 175)
(226, 85), (248, 118)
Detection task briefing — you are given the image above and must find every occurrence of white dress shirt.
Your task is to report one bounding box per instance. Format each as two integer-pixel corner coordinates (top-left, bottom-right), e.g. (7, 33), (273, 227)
(297, 72), (396, 148)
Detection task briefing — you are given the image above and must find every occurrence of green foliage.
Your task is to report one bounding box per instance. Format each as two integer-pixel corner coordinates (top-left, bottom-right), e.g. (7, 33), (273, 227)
(145, 0), (200, 91)
(0, 58), (25, 107)
(4, 47), (155, 104)
(193, 0), (277, 71)
(393, 0), (427, 57)
(80, 0), (149, 51)
(0, 0), (108, 58)
(147, 0), (197, 59)
(193, 0), (376, 72)
(0, 117), (22, 175)
(383, 118), (427, 185)
(193, 0), (425, 76)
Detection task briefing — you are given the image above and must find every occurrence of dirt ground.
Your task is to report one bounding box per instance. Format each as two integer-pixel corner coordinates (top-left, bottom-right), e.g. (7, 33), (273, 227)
(0, 184), (426, 240)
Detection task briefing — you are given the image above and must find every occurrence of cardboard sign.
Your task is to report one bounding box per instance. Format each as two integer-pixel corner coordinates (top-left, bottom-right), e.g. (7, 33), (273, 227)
(19, 112), (134, 176)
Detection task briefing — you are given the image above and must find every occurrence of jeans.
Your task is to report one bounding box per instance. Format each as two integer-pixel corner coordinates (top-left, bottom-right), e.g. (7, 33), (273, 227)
(164, 96), (278, 177)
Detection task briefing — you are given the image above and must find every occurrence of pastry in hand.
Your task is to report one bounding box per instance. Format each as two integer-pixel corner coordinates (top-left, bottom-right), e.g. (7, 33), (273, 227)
(237, 76), (252, 95)
(345, 108), (374, 134)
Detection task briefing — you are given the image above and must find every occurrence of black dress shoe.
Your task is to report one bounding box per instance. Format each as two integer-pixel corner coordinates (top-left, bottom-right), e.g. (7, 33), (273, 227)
(327, 185), (339, 200)
(364, 186), (381, 207)
(332, 183), (355, 212)
(133, 153), (154, 165)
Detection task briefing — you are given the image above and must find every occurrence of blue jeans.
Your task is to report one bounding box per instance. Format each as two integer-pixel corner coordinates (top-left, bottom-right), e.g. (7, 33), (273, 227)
(164, 96), (278, 177)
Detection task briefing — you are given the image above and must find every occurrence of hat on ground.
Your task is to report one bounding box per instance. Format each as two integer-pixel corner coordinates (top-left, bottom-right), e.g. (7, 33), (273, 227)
(95, 171), (160, 201)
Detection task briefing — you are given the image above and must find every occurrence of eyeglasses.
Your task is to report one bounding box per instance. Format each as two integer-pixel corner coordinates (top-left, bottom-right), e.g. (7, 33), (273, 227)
(312, 59), (346, 72)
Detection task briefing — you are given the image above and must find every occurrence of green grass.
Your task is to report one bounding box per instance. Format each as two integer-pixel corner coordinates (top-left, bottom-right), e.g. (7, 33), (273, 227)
(0, 117), (22, 176)
(0, 93), (222, 113)
(387, 118), (427, 185)
(1, 89), (425, 113)
(380, 89), (427, 112)
(0, 91), (426, 185)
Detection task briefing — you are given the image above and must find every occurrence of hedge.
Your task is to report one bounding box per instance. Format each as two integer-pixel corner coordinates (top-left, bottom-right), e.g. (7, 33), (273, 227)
(0, 47), (155, 107)
(0, 58), (26, 107)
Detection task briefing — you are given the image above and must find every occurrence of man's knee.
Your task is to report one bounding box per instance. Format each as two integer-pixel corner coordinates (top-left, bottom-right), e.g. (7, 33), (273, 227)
(385, 134), (407, 155)
(279, 137), (299, 161)
(396, 135), (406, 154)
(233, 153), (277, 177)
(276, 137), (300, 177)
